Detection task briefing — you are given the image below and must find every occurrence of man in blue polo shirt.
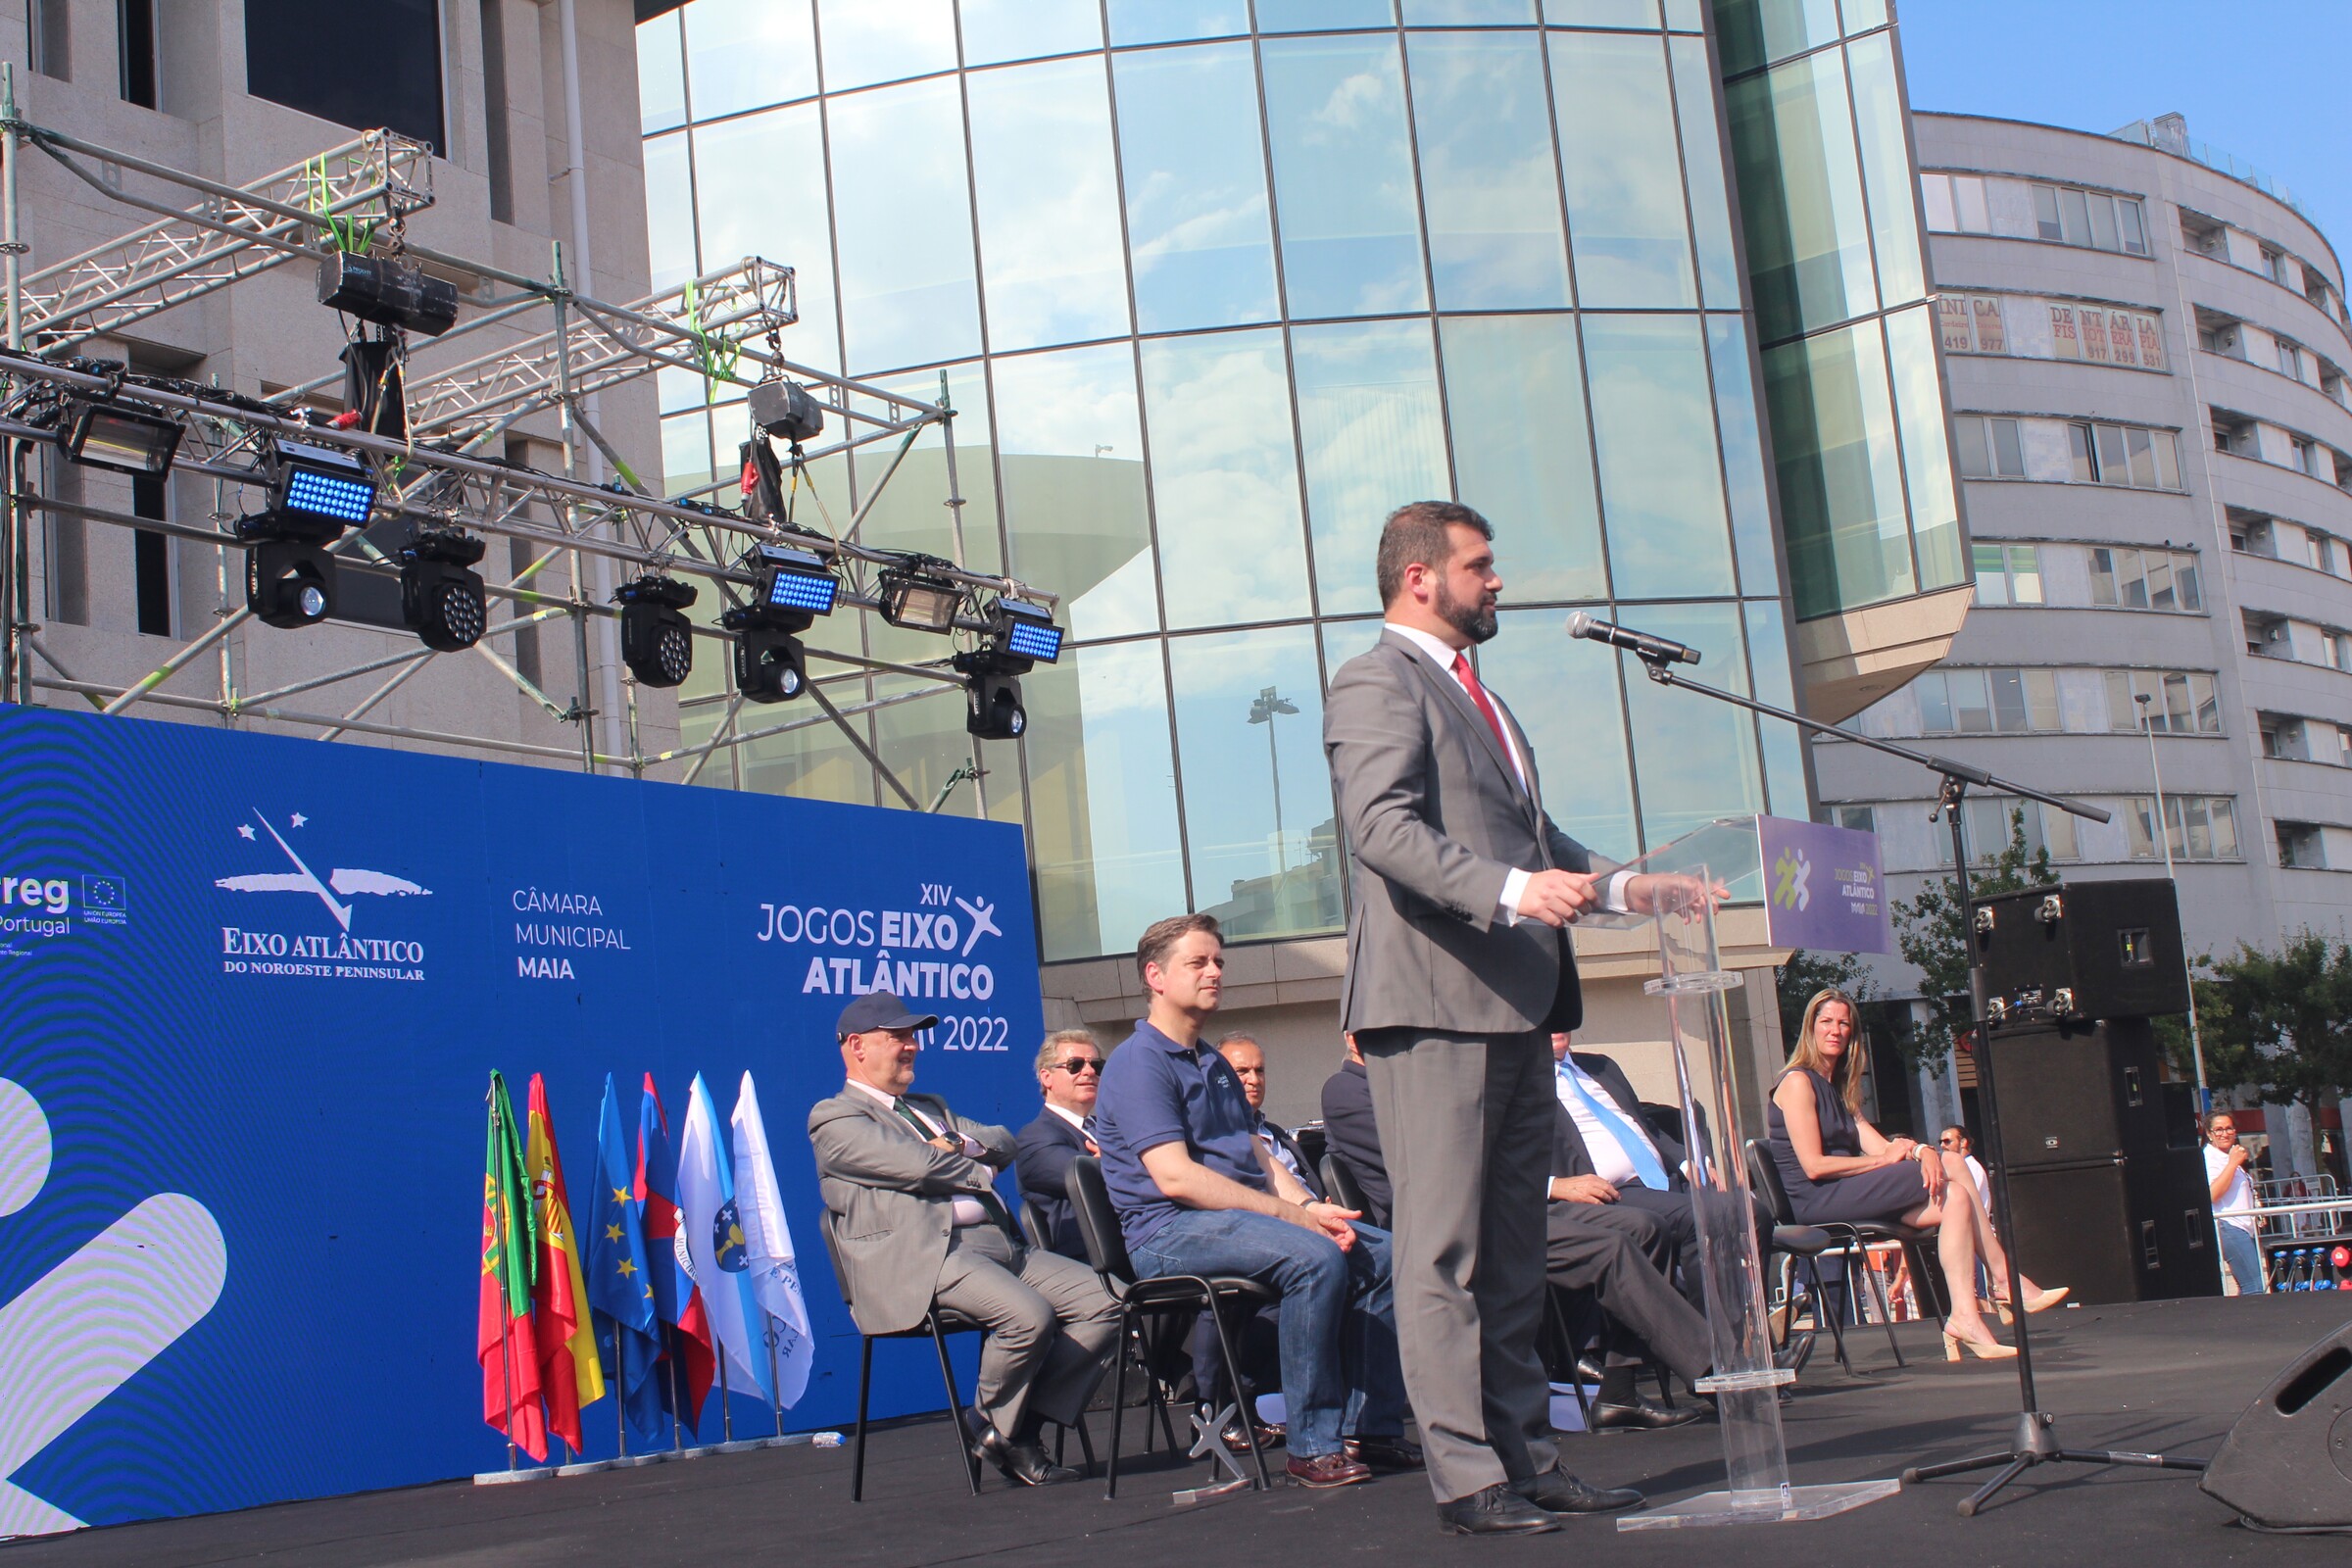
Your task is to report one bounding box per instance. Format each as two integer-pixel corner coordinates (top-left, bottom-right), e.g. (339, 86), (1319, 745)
(1094, 912), (1416, 1491)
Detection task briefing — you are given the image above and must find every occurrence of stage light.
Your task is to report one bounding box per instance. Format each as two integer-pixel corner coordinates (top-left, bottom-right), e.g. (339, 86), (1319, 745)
(246, 538), (335, 628)
(615, 575), (698, 689)
(267, 440), (377, 539)
(986, 595), (1062, 664)
(953, 650), (1027, 740)
(399, 528), (488, 652)
(58, 399), (181, 477)
(748, 379), (825, 445)
(876, 561), (962, 634)
(733, 622), (808, 704)
(750, 541), (838, 627)
(317, 250), (459, 337)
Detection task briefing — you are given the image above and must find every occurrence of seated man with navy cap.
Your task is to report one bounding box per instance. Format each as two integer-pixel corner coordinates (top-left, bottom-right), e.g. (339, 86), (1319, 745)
(810, 991), (1121, 1487)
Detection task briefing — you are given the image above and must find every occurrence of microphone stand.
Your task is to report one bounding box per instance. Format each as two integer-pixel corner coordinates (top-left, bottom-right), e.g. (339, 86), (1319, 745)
(1617, 647), (2207, 1516)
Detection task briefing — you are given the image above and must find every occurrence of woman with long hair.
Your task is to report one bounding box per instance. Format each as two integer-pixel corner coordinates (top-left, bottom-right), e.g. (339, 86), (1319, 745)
(1767, 989), (2065, 1361)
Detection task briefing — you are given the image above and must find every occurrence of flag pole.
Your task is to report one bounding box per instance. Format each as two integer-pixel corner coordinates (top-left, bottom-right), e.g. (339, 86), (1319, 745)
(717, 1340), (733, 1443)
(665, 1325), (686, 1452)
(609, 1315), (627, 1459)
(499, 1309), (518, 1473)
(766, 1317), (784, 1438)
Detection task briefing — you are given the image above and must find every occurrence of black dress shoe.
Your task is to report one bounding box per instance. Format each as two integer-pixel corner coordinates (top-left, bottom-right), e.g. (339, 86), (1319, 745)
(1344, 1434), (1424, 1472)
(1438, 1483), (1562, 1536)
(1514, 1464), (1643, 1514)
(968, 1420), (1081, 1486)
(1591, 1395), (1703, 1433)
(1573, 1353), (1609, 1388)
(1774, 1329), (1816, 1374)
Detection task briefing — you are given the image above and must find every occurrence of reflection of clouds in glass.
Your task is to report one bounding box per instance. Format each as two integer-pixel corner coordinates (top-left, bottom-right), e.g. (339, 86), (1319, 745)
(827, 79), (980, 374)
(684, 0), (815, 119)
(815, 0), (956, 91)
(1582, 317), (1733, 599)
(968, 58), (1132, 353)
(994, 344), (1156, 641)
(1106, 0), (1251, 45)
(1143, 330), (1311, 629)
(643, 133), (696, 295)
(850, 363), (1004, 577)
(1295, 320), (1451, 617)
(638, 18), (685, 134)
(1440, 317), (1604, 602)
(1262, 37), (1427, 318)
(1549, 33), (1696, 308)
(1407, 32), (1571, 310)
(690, 106), (840, 376)
(1483, 610), (1636, 855)
(1621, 602), (1761, 846)
(1117, 44), (1280, 331)
(959, 0), (1100, 65)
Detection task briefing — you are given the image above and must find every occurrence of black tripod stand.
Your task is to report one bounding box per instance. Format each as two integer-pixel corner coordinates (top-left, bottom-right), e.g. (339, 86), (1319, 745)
(1617, 646), (2209, 1516)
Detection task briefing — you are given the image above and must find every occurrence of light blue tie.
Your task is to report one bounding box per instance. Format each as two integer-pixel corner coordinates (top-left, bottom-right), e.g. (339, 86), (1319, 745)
(1557, 1064), (1670, 1191)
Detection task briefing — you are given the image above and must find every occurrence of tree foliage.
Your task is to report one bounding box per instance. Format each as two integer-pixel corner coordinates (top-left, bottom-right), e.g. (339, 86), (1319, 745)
(1889, 808), (2058, 1067)
(2191, 934), (2352, 1118)
(1774, 949), (1877, 1055)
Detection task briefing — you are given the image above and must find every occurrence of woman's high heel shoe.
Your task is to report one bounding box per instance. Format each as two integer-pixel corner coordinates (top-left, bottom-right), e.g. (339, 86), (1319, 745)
(1943, 1325), (2020, 1361)
(1991, 1287), (2070, 1325)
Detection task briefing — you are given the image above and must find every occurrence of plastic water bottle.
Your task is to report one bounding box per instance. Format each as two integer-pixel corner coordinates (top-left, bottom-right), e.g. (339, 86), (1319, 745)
(2283, 1249), (2309, 1291)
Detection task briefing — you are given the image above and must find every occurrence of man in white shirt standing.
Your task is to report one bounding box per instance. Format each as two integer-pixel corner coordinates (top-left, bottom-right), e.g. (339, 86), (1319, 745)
(2203, 1111), (2267, 1295)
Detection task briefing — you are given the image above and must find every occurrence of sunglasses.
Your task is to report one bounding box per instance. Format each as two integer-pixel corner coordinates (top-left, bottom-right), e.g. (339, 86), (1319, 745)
(1055, 1057), (1105, 1075)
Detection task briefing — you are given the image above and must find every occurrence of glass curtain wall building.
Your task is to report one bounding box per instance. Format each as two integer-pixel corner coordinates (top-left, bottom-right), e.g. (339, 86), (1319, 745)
(639, 0), (1838, 983)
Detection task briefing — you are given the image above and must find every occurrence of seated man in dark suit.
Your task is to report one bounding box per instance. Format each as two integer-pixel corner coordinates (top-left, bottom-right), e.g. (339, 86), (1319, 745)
(1221, 1034), (1324, 1200)
(1013, 1028), (1107, 1260)
(1319, 1035), (1392, 1227)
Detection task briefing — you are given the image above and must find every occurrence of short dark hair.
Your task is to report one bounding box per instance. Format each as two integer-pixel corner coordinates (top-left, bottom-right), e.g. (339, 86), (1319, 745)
(1376, 501), (1492, 608)
(1137, 912), (1221, 985)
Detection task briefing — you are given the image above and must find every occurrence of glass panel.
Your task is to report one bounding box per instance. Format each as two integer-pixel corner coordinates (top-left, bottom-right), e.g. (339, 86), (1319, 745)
(1842, 0), (1888, 27)
(1168, 627), (1344, 941)
(1886, 306), (1962, 587)
(741, 673), (876, 807)
(2008, 544), (2042, 603)
(1743, 600), (1808, 817)
(1763, 318), (1914, 616)
(1706, 317), (1779, 596)
(967, 56), (1132, 353)
(993, 343), (1156, 642)
(1544, 0), (1660, 22)
(1972, 542), (2008, 606)
(1953, 415), (1988, 477)
(1550, 32), (1693, 308)
(1105, 0), (1250, 45)
(1953, 175), (1988, 232)
(1712, 0), (1841, 74)
(1725, 52), (1878, 343)
(642, 131), (698, 295)
(1990, 668), (2028, 731)
(1022, 641), (1188, 961)
(1258, 0), (1396, 27)
(2144, 553), (2174, 609)
(1915, 670), (1951, 732)
(1405, 0), (1537, 19)
(1261, 35), (1430, 318)
(688, 105), (840, 374)
(873, 670), (988, 819)
(1989, 416), (2023, 476)
(2095, 423), (2129, 486)
(815, 0), (956, 90)
(1482, 606), (1637, 854)
(2070, 422), (2097, 483)
(2120, 200), (2148, 255)
(638, 17), (685, 134)
(959, 0), (1101, 64)
(2104, 670), (2134, 729)
(1294, 318), (1451, 617)
(2177, 554), (2201, 610)
(2126, 424), (2157, 487)
(1114, 43), (1281, 333)
(1844, 33), (1924, 308)
(2086, 192), (2119, 252)
(1664, 0), (1704, 26)
(1670, 37), (1741, 308)
(1141, 329), (1314, 629)
(2211, 799), (2238, 858)
(660, 410), (714, 498)
(847, 365), (1004, 642)
(828, 77), (981, 373)
(1408, 31), (1572, 310)
(2162, 671), (2191, 731)
(1948, 668), (1989, 732)
(1919, 172), (1954, 231)
(685, 0), (815, 118)
(2025, 668), (2060, 729)
(1622, 602), (1763, 847)
(1583, 316), (1734, 598)
(1440, 316), (1604, 601)
(2058, 186), (2090, 246)
(2033, 183), (2062, 240)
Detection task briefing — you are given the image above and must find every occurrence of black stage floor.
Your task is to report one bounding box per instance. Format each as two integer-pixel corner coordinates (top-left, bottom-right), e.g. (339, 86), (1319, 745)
(11, 1294), (2350, 1567)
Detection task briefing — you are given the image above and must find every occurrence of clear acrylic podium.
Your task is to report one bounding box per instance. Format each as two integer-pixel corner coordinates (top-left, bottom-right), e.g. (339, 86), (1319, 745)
(1581, 816), (1900, 1529)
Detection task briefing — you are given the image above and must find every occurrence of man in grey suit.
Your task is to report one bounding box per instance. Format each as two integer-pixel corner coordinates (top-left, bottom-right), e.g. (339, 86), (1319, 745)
(1323, 501), (1696, 1536)
(810, 991), (1120, 1487)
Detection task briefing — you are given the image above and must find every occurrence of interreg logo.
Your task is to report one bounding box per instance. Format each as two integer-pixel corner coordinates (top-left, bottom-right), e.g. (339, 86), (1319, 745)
(1772, 846), (1813, 913)
(756, 881), (1005, 1005)
(0, 874), (76, 947)
(214, 808), (430, 981)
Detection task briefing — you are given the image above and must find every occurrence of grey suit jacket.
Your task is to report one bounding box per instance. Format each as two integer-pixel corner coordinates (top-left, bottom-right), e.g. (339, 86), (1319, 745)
(808, 1087), (1017, 1336)
(1324, 629), (1613, 1034)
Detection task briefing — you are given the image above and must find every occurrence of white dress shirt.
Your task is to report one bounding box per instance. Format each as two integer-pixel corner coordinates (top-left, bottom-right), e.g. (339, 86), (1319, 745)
(2206, 1144), (2259, 1237)
(1382, 621), (1634, 924)
(1551, 1058), (1665, 1188)
(848, 1078), (990, 1227)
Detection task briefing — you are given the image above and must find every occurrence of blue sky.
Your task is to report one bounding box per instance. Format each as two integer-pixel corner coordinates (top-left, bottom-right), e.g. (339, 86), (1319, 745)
(1896, 0), (2350, 252)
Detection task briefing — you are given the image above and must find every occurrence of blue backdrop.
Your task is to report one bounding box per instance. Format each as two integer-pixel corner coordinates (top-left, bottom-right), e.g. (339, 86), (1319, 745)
(0, 705), (1047, 1531)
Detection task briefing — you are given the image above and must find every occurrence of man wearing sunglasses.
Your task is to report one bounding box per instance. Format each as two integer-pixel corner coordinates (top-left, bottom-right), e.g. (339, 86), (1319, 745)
(1015, 1029), (1110, 1261)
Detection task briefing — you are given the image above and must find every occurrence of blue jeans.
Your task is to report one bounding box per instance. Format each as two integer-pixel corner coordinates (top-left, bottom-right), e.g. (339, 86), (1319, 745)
(1130, 1209), (1404, 1458)
(2218, 1222), (2268, 1295)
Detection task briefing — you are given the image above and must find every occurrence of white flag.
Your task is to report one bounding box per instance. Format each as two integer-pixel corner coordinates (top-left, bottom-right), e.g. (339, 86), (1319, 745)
(731, 1072), (814, 1410)
(676, 1073), (773, 1405)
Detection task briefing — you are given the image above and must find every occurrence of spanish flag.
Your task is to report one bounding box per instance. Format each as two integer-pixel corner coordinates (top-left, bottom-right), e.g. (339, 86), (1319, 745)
(480, 1071), (547, 1463)
(526, 1073), (606, 1455)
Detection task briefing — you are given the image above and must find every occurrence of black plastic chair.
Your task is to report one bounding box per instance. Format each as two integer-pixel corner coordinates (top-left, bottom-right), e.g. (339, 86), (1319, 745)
(1066, 1155), (1280, 1496)
(1319, 1152), (1370, 1218)
(1745, 1139), (1927, 1370)
(820, 1211), (985, 1501)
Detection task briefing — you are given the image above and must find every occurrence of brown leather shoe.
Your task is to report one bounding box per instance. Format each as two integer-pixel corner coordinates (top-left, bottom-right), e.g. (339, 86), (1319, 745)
(1287, 1451), (1372, 1489)
(1345, 1434), (1425, 1472)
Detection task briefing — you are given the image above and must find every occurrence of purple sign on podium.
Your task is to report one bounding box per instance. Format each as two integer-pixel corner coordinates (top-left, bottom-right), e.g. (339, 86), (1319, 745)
(1757, 816), (1889, 955)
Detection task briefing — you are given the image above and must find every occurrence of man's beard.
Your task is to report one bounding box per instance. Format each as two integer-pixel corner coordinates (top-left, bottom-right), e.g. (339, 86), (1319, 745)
(1435, 578), (1498, 643)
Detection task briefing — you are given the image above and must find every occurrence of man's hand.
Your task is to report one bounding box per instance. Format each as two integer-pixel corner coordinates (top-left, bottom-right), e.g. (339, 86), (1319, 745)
(1548, 1175), (1619, 1204)
(1517, 868), (1603, 927)
(1624, 872), (1729, 919)
(1288, 1200), (1359, 1250)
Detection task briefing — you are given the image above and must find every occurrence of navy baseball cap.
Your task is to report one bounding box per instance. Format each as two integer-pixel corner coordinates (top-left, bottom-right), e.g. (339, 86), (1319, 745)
(837, 991), (940, 1037)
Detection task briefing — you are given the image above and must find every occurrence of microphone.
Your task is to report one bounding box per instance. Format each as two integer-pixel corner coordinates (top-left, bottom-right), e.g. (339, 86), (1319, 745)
(1565, 611), (1701, 666)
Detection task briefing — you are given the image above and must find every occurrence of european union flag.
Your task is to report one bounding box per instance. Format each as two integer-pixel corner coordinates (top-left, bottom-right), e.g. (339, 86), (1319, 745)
(587, 1074), (663, 1445)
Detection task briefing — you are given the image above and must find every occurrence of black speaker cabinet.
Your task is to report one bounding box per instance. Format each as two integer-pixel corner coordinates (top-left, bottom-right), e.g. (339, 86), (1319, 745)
(1999, 1152), (2221, 1305)
(2202, 1323), (2352, 1529)
(1984, 1018), (2167, 1168)
(1973, 877), (2189, 1023)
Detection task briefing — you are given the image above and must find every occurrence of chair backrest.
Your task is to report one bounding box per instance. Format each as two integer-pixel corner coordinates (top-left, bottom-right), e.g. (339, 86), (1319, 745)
(1295, 1121), (1328, 1175)
(1018, 1198), (1049, 1253)
(1321, 1151), (1370, 1216)
(1745, 1139), (1796, 1226)
(1065, 1154), (1138, 1285)
(817, 1208), (858, 1314)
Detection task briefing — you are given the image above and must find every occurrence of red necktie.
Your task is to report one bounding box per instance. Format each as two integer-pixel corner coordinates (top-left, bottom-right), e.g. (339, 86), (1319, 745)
(1451, 652), (1517, 785)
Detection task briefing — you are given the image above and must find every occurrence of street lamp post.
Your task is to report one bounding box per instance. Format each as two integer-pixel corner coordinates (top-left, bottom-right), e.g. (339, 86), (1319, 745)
(1248, 685), (1299, 873)
(2134, 690), (2211, 1112)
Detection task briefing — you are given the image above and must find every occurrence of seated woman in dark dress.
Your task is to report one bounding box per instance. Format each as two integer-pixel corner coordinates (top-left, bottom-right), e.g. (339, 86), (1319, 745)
(1768, 990), (2066, 1361)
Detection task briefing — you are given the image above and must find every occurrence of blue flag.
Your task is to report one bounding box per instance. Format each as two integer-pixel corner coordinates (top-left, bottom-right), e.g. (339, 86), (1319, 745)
(586, 1074), (663, 1445)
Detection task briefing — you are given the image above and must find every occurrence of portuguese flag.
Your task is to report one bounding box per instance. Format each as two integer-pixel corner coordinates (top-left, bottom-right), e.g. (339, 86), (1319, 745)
(480, 1071), (548, 1463)
(525, 1073), (606, 1455)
